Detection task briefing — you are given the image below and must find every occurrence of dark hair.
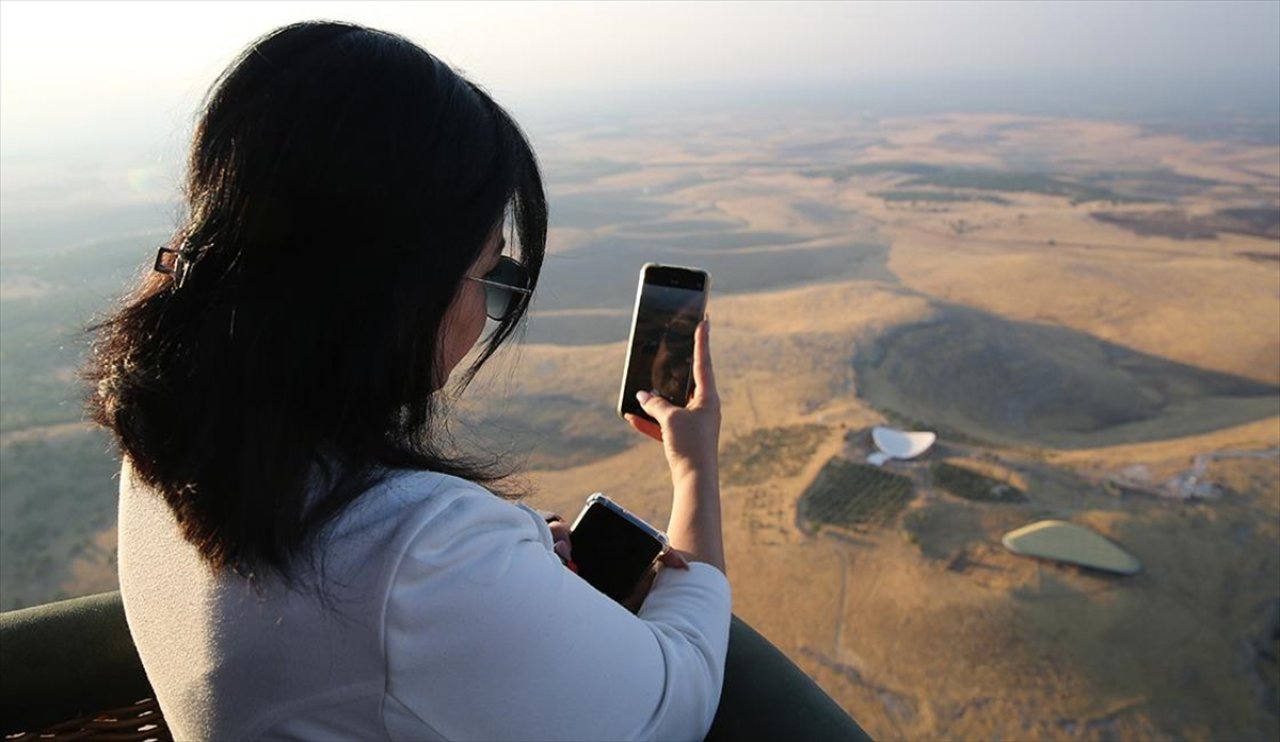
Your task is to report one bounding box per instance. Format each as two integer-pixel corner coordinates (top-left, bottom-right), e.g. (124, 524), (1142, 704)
(83, 21), (547, 579)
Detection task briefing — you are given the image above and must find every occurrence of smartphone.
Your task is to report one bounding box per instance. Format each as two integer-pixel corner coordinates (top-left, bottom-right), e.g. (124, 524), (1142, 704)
(569, 493), (668, 604)
(617, 263), (710, 423)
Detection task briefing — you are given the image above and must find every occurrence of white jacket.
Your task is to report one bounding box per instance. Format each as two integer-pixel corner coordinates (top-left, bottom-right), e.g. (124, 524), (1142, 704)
(117, 463), (731, 741)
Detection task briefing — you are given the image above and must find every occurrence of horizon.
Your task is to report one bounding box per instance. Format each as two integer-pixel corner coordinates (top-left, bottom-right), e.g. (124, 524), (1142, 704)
(3, 0), (1277, 227)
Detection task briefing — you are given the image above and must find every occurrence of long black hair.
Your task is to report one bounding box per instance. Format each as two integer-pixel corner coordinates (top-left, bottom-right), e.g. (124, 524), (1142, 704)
(83, 21), (547, 579)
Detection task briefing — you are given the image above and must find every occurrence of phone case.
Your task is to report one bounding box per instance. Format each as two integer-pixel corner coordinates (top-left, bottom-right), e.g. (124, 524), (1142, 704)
(568, 493), (669, 605)
(570, 493), (669, 550)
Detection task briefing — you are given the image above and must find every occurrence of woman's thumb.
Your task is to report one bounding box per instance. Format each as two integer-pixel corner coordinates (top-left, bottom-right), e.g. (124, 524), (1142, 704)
(636, 390), (676, 421)
(658, 548), (690, 570)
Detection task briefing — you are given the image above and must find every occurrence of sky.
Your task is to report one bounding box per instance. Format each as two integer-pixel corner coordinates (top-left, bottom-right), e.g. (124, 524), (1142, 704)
(1, 0), (1277, 216)
(4, 1), (1278, 138)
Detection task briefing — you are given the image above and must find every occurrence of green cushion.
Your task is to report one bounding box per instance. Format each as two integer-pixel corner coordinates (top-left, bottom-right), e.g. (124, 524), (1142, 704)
(0, 591), (152, 734)
(705, 616), (873, 741)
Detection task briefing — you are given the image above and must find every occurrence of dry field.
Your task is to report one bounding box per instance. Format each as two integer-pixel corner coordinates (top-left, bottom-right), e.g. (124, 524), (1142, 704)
(477, 111), (1280, 740)
(6, 110), (1277, 739)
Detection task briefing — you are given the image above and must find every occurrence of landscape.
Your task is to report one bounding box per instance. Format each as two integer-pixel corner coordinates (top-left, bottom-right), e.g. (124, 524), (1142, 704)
(2, 102), (1277, 740)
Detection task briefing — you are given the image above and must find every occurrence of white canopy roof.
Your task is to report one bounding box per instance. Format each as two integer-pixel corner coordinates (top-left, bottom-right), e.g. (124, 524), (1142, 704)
(871, 426), (937, 460)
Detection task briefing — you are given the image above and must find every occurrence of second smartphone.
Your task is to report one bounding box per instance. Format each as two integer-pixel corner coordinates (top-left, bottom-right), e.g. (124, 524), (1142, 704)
(617, 263), (710, 423)
(569, 493), (668, 604)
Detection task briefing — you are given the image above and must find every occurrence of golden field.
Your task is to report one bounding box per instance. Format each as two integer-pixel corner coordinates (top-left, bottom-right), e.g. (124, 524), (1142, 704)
(470, 111), (1280, 740)
(3, 108), (1277, 739)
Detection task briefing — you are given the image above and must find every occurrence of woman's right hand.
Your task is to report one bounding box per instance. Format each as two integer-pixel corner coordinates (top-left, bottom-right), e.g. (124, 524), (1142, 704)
(625, 319), (720, 483)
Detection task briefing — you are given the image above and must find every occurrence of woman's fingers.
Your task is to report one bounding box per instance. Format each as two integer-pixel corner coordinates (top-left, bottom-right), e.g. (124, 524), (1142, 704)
(546, 519), (574, 564)
(621, 567), (659, 614)
(548, 520), (571, 545)
(690, 319), (717, 407)
(658, 548), (691, 569)
(624, 413), (663, 442)
(621, 549), (692, 613)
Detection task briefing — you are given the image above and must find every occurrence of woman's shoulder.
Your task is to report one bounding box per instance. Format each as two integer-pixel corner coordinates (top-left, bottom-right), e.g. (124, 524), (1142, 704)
(333, 469), (542, 556)
(352, 470), (550, 582)
(302, 469), (542, 596)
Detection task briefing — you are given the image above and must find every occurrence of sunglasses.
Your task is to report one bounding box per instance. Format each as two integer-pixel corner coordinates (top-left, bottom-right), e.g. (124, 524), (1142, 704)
(467, 255), (532, 321)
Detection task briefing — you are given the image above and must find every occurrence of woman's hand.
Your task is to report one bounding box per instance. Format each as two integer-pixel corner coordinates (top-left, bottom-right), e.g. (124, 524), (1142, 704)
(620, 548), (691, 614)
(626, 318), (726, 572)
(624, 319), (720, 483)
(546, 511), (692, 613)
(547, 517), (574, 567)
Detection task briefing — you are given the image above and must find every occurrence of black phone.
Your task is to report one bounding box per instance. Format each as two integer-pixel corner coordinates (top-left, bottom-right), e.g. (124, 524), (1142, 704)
(569, 493), (668, 604)
(617, 263), (710, 423)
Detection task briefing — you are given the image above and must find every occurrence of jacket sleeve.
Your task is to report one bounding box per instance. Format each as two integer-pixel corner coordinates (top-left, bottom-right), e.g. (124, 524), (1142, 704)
(380, 487), (732, 742)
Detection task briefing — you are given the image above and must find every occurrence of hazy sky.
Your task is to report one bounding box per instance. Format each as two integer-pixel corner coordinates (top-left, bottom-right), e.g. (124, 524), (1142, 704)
(1, 0), (1277, 216)
(3, 1), (1278, 146)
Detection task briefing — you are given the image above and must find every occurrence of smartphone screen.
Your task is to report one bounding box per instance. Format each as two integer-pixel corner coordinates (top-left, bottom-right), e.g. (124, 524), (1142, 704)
(570, 497), (665, 603)
(618, 264), (709, 422)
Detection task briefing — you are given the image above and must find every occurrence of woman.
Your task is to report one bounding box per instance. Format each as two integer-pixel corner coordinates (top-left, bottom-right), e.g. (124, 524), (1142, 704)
(86, 21), (729, 741)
